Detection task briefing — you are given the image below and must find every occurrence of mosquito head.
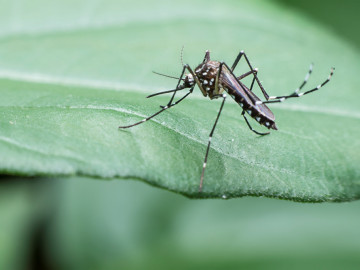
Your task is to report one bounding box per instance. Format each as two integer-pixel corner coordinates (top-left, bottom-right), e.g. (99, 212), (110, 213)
(184, 73), (195, 88)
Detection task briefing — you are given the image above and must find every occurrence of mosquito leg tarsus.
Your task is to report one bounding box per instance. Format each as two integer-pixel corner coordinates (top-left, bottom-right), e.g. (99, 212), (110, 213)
(255, 67), (334, 105)
(119, 88), (193, 129)
(291, 63), (314, 96)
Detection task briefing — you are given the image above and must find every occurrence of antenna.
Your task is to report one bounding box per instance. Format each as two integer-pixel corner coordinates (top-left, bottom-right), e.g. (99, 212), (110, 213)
(152, 71), (184, 80)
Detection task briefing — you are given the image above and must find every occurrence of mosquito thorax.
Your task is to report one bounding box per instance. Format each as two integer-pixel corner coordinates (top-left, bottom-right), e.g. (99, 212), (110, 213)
(195, 61), (222, 99)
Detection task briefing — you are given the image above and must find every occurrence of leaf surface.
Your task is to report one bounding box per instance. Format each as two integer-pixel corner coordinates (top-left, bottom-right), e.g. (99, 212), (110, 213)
(0, 0), (359, 201)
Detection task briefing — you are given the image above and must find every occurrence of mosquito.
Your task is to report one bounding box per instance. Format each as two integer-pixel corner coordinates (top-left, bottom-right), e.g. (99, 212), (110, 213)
(119, 50), (335, 192)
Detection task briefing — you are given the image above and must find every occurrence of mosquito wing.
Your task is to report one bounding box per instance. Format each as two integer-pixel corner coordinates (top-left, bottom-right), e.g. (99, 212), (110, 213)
(220, 65), (275, 121)
(241, 82), (275, 121)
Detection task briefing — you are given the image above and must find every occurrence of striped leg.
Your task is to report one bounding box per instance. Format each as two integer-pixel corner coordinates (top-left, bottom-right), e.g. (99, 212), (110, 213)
(199, 94), (227, 192)
(119, 88), (193, 129)
(255, 67), (334, 105)
(293, 63), (313, 94)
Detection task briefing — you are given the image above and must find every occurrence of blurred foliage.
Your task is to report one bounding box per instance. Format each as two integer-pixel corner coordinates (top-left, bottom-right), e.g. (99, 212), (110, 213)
(0, 0), (359, 269)
(2, 176), (360, 270)
(49, 177), (360, 270)
(277, 0), (360, 49)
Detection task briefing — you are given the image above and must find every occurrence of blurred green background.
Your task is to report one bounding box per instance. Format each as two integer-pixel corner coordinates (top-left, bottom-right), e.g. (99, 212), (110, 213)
(1, 0), (360, 269)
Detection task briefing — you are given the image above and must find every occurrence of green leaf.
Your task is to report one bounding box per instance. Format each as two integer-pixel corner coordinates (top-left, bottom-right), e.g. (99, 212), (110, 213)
(0, 0), (359, 202)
